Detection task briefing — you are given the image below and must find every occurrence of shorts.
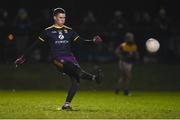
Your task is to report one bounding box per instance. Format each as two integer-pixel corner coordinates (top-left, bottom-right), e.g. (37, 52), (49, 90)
(53, 55), (81, 77)
(119, 60), (132, 73)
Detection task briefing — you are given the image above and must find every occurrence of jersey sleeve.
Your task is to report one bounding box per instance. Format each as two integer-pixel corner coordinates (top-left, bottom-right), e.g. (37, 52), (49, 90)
(38, 30), (48, 42)
(71, 30), (80, 42)
(71, 29), (95, 45)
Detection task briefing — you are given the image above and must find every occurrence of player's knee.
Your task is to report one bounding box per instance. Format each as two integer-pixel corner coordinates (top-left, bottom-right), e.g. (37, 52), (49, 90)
(53, 60), (64, 72)
(63, 61), (80, 75)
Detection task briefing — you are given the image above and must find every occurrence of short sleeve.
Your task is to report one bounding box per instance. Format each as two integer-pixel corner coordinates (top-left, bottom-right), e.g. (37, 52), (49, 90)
(38, 30), (48, 42)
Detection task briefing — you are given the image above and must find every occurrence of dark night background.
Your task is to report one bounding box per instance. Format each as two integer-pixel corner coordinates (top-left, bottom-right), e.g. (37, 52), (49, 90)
(0, 0), (180, 90)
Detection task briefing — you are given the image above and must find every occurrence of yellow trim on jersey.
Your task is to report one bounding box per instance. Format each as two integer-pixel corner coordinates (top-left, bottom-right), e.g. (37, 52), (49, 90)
(74, 36), (80, 41)
(53, 25), (64, 29)
(45, 25), (72, 30)
(45, 25), (54, 30)
(38, 37), (45, 42)
(63, 25), (72, 30)
(120, 42), (137, 52)
(45, 25), (63, 30)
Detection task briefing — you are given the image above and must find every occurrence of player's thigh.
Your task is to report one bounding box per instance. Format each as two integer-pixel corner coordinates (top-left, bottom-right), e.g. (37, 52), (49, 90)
(124, 63), (132, 78)
(119, 61), (127, 75)
(53, 60), (64, 72)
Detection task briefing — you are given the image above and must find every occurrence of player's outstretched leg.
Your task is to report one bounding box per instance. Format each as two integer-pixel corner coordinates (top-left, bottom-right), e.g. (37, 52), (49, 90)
(64, 61), (102, 84)
(62, 76), (79, 110)
(80, 68), (103, 84)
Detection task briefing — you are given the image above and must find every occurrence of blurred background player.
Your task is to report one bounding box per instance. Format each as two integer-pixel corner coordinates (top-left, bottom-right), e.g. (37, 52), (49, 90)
(115, 32), (139, 96)
(14, 8), (103, 110)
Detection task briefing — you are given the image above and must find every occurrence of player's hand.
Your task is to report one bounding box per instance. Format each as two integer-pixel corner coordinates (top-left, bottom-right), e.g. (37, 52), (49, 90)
(93, 35), (103, 44)
(14, 55), (26, 68)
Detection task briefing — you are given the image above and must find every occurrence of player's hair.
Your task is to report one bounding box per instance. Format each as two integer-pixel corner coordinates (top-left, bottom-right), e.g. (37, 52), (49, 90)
(124, 32), (134, 42)
(53, 8), (66, 16)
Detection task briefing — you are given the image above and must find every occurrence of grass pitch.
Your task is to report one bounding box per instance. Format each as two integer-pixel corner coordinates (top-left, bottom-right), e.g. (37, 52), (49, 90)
(0, 91), (180, 119)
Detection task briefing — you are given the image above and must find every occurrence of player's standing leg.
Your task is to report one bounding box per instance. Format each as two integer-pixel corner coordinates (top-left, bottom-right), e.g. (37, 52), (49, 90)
(115, 60), (132, 96)
(115, 60), (125, 94)
(62, 76), (79, 110)
(123, 62), (132, 96)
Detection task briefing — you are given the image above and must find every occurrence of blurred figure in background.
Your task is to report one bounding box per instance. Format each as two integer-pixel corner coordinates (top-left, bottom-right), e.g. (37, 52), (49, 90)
(115, 32), (139, 96)
(0, 8), (9, 62)
(78, 11), (101, 61)
(13, 8), (31, 55)
(107, 10), (128, 43)
(0, 8), (15, 63)
(80, 11), (99, 37)
(131, 11), (141, 27)
(155, 8), (169, 33)
(154, 7), (171, 59)
(141, 11), (152, 34)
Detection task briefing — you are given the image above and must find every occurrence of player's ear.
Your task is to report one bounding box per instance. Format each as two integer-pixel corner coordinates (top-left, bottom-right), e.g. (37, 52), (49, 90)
(53, 16), (56, 21)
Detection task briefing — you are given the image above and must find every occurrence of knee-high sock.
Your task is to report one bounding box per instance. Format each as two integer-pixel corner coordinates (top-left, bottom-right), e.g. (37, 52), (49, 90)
(65, 76), (79, 103)
(79, 70), (95, 81)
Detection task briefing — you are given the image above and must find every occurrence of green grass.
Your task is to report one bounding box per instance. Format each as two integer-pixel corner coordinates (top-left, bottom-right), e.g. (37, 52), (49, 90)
(0, 91), (180, 119)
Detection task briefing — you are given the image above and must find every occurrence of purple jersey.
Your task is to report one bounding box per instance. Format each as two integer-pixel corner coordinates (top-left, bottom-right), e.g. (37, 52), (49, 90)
(38, 25), (80, 63)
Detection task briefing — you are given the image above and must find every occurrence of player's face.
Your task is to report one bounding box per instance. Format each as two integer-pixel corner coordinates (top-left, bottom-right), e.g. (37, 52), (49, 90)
(54, 13), (66, 26)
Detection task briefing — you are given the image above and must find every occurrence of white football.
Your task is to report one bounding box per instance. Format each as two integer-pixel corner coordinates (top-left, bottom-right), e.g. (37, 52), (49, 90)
(145, 38), (160, 53)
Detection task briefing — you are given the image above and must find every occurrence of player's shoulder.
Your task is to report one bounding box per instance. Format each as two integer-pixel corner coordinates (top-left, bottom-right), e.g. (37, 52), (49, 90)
(44, 25), (73, 30)
(121, 42), (137, 46)
(63, 25), (72, 30)
(120, 42), (127, 47)
(45, 25), (55, 30)
(120, 42), (137, 48)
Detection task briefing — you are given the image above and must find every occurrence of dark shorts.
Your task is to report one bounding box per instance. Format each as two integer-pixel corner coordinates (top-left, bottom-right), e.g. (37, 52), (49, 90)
(53, 55), (80, 76)
(56, 55), (79, 64)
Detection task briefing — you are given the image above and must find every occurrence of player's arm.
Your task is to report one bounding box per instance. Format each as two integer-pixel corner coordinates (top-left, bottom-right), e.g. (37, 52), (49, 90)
(14, 30), (47, 67)
(115, 45), (123, 59)
(14, 40), (39, 67)
(74, 36), (102, 45)
(71, 30), (102, 45)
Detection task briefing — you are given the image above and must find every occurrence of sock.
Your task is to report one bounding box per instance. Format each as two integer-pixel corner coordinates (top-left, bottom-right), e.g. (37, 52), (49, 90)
(80, 70), (95, 81)
(65, 77), (79, 103)
(92, 75), (96, 81)
(64, 102), (70, 107)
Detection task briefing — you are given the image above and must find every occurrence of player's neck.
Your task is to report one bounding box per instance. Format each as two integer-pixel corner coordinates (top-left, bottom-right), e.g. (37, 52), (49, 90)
(53, 24), (64, 28)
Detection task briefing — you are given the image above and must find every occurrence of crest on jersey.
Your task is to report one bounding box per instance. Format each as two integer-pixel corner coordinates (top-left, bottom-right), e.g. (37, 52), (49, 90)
(58, 31), (64, 40)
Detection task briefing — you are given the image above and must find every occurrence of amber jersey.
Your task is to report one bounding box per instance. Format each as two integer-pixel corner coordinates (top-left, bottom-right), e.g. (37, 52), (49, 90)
(118, 42), (138, 63)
